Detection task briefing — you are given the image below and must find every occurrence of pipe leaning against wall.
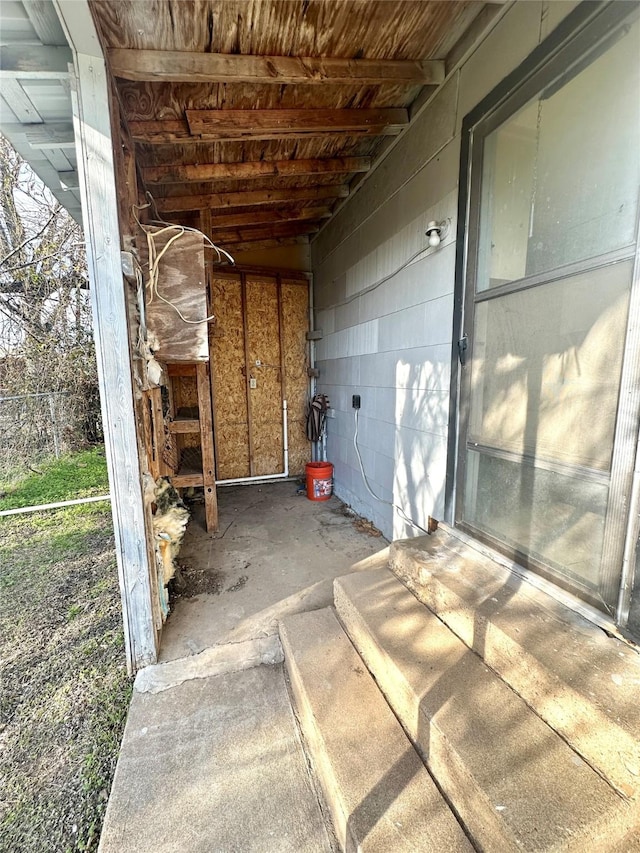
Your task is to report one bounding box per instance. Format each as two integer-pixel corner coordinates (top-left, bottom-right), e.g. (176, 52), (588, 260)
(216, 399), (289, 486)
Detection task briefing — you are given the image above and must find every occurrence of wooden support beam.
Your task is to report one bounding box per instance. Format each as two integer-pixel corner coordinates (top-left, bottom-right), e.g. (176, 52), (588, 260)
(108, 48), (445, 87)
(186, 108), (409, 139)
(156, 184), (348, 213)
(0, 44), (72, 78)
(129, 115), (406, 145)
(205, 205), (332, 231)
(196, 362), (218, 532)
(215, 221), (320, 245)
(231, 236), (309, 254)
(200, 207), (222, 483)
(69, 51), (157, 671)
(144, 156), (371, 185)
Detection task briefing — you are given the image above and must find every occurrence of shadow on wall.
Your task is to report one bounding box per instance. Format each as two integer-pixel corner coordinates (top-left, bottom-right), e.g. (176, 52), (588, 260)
(392, 357), (448, 541)
(462, 280), (630, 607)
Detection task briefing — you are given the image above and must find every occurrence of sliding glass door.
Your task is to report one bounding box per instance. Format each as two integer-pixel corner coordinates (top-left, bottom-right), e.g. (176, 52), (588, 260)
(457, 6), (640, 616)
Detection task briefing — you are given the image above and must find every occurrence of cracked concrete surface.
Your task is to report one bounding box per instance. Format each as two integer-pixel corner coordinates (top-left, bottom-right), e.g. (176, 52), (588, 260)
(159, 482), (389, 662)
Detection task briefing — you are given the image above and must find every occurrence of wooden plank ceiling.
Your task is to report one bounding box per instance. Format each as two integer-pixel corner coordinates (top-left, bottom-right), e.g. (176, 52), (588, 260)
(89, 0), (487, 254)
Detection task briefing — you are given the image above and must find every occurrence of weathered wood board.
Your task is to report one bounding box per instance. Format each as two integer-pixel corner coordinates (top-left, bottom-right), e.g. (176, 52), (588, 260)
(141, 225), (209, 362)
(209, 271), (309, 480)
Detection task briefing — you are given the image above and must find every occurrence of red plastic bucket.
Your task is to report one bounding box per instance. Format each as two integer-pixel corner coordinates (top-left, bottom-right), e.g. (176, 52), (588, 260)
(306, 461), (334, 501)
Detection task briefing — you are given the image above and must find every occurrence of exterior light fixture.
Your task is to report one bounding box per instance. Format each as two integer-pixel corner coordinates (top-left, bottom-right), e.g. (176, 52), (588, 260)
(425, 220), (447, 248)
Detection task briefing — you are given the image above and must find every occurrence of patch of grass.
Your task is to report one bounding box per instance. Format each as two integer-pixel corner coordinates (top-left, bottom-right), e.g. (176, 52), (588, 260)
(0, 446), (109, 511)
(0, 497), (131, 853)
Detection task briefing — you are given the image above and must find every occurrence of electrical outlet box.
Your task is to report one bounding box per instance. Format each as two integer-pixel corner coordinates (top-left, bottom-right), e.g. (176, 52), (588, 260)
(326, 408), (336, 419)
(249, 377), (257, 389)
(352, 394), (361, 409)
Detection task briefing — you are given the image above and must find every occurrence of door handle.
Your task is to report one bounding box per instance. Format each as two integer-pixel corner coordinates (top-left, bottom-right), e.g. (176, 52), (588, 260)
(458, 335), (468, 366)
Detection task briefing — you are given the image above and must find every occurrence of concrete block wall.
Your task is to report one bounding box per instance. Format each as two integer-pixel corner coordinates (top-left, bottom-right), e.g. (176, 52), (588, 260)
(311, 1), (580, 541)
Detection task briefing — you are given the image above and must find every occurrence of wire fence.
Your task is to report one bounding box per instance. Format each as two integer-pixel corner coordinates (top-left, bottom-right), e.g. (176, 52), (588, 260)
(0, 389), (102, 482)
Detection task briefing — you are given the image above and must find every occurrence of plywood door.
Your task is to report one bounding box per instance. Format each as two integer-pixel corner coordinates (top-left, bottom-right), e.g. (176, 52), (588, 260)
(210, 273), (309, 480)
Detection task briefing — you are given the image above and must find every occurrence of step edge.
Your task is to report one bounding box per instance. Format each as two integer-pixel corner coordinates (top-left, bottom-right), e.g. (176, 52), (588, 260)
(335, 575), (638, 851)
(389, 543), (640, 800)
(280, 616), (364, 853)
(334, 580), (519, 853)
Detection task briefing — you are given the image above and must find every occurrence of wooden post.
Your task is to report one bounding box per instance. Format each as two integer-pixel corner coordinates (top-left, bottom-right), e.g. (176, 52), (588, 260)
(196, 362), (218, 532)
(58, 1), (158, 672)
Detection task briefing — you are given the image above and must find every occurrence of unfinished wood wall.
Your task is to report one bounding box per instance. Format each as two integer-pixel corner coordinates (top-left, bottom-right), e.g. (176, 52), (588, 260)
(142, 226), (209, 362)
(210, 272), (309, 480)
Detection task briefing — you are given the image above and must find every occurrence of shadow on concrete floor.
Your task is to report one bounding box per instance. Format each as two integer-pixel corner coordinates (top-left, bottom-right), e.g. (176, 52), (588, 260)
(160, 481), (389, 663)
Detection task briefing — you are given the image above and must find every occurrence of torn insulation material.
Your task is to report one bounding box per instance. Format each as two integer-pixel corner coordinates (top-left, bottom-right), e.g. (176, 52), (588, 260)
(148, 477), (190, 618)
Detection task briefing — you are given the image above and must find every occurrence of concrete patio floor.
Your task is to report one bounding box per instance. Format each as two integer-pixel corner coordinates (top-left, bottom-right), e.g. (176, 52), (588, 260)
(99, 483), (389, 852)
(159, 481), (389, 662)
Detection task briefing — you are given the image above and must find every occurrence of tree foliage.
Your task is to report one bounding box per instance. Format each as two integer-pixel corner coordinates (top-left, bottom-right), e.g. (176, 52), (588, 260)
(0, 135), (101, 477)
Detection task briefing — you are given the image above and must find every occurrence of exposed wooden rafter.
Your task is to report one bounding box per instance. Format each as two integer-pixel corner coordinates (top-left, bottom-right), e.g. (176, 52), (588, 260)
(203, 206), (333, 230)
(108, 48), (445, 87)
(129, 109), (408, 144)
(144, 156), (371, 185)
(186, 109), (409, 139)
(213, 221), (321, 245)
(226, 236), (309, 254)
(156, 185), (349, 212)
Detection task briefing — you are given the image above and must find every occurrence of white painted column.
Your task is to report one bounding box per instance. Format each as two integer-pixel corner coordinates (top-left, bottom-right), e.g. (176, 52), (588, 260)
(54, 1), (157, 671)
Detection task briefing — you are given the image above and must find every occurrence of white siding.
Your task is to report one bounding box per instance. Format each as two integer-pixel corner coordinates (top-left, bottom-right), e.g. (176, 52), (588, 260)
(311, 1), (580, 541)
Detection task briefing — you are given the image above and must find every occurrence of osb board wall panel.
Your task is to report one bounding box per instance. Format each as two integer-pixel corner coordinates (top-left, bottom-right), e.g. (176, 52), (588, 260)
(281, 281), (310, 476)
(141, 226), (209, 362)
(210, 276), (250, 479)
(209, 273), (310, 479)
(246, 278), (284, 477)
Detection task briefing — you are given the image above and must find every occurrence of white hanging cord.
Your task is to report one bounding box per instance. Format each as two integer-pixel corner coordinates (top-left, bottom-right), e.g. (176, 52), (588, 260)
(353, 408), (429, 535)
(132, 200), (234, 325)
(138, 193), (236, 265)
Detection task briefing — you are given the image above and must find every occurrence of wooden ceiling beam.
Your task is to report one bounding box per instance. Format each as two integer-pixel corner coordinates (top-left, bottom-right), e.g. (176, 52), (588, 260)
(203, 205), (332, 230)
(156, 184), (348, 213)
(108, 48), (445, 87)
(214, 221), (321, 245)
(228, 236), (309, 254)
(186, 108), (408, 139)
(144, 156), (371, 185)
(130, 119), (404, 145)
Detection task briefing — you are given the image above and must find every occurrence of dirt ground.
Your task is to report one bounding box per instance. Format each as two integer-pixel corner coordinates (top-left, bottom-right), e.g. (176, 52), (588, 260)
(0, 504), (131, 853)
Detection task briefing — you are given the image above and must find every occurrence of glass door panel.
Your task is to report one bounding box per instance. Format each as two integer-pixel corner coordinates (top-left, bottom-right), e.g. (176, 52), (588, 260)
(468, 262), (632, 472)
(458, 10), (640, 614)
(476, 16), (640, 292)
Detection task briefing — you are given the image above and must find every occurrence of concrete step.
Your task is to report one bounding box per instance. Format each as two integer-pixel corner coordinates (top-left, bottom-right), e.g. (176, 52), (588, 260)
(389, 529), (640, 800)
(334, 569), (639, 852)
(279, 607), (472, 853)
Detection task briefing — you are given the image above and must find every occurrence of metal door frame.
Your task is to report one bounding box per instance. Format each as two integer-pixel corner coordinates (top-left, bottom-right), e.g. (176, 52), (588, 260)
(445, 0), (640, 627)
